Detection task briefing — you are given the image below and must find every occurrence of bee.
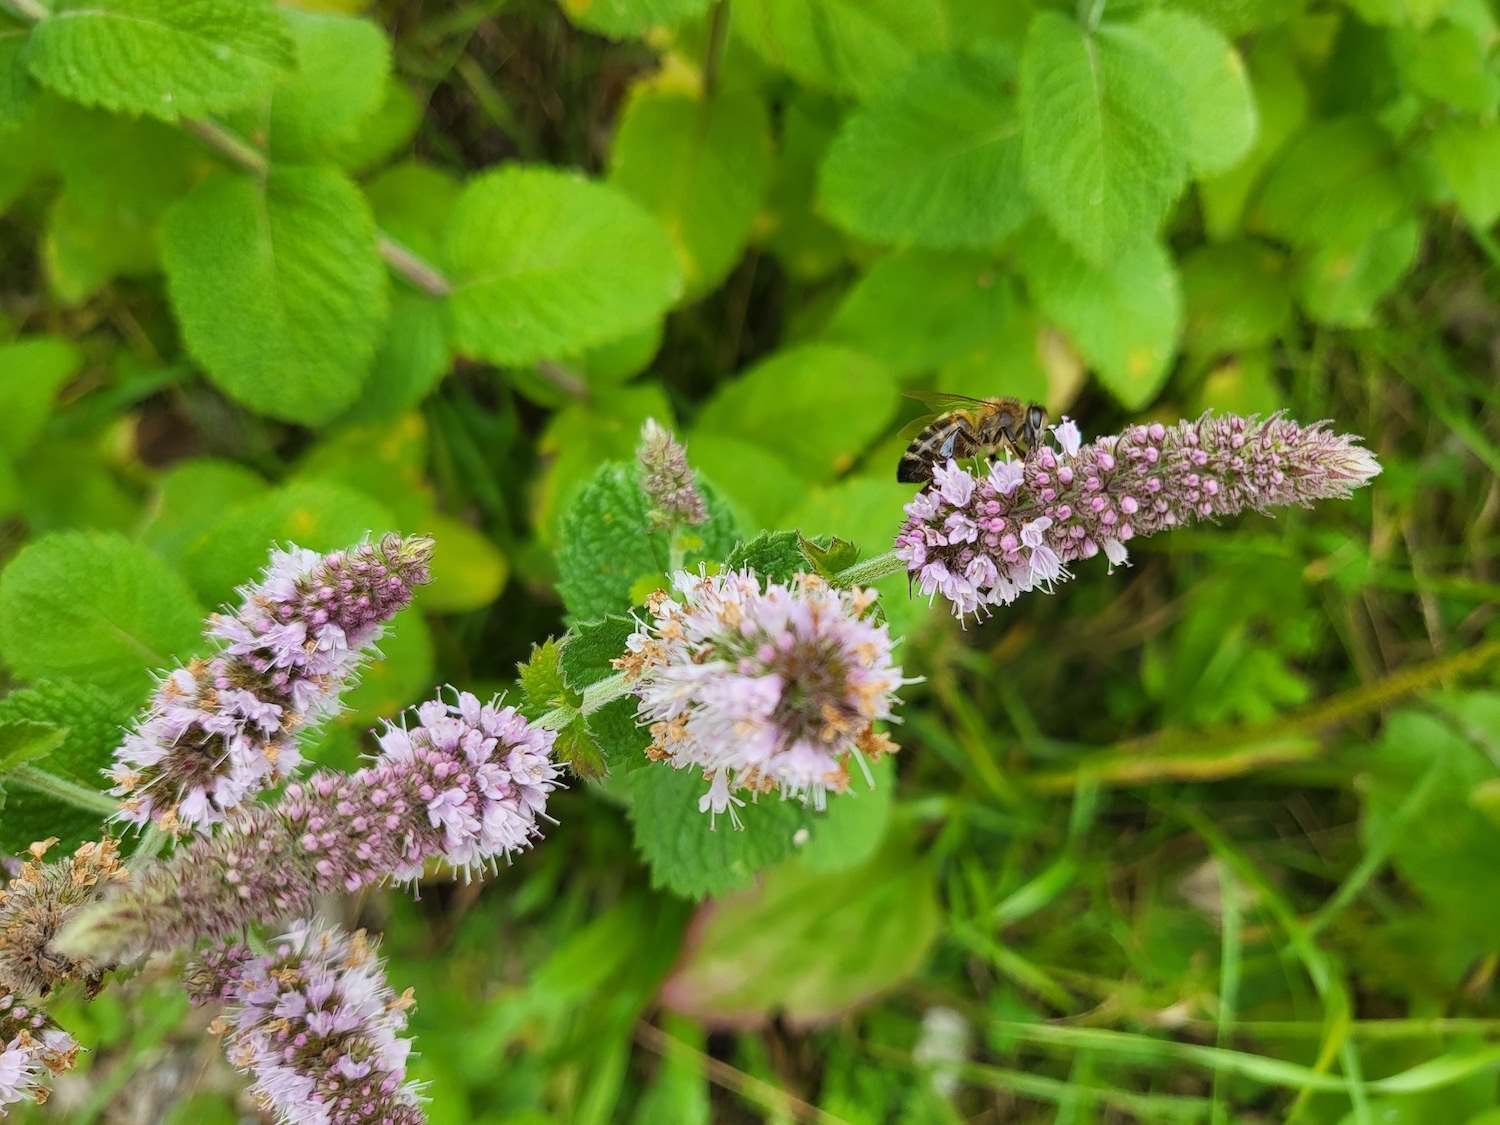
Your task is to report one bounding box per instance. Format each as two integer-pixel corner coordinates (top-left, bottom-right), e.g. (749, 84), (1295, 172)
(896, 392), (1049, 484)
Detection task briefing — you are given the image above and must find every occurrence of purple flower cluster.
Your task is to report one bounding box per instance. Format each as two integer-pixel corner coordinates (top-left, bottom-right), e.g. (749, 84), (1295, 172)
(0, 988), (77, 1114)
(185, 920), (424, 1125)
(110, 534), (434, 833)
(895, 413), (1381, 619)
(618, 570), (904, 826)
(63, 692), (559, 963)
(638, 418), (707, 528)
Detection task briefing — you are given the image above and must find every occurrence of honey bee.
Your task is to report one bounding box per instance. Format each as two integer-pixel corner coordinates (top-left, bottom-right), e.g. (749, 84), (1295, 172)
(896, 392), (1049, 484)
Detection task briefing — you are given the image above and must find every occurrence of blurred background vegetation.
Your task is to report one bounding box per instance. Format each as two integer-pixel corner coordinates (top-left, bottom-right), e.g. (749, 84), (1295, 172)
(2, 0), (1500, 1120)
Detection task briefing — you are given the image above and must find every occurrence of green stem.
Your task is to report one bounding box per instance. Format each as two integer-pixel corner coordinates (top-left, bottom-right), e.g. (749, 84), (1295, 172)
(0, 0), (49, 23)
(378, 233), (452, 299)
(536, 671), (632, 731)
(9, 766), (118, 817)
(127, 825), (170, 872)
(702, 0), (731, 96)
(181, 116), (269, 176)
(835, 549), (905, 587)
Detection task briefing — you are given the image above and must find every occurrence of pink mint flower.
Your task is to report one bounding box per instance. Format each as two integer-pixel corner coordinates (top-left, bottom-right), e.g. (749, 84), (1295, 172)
(0, 988), (77, 1114)
(894, 412), (1380, 620)
(110, 534), (435, 834)
(617, 569), (906, 825)
(185, 919), (424, 1125)
(60, 692), (558, 964)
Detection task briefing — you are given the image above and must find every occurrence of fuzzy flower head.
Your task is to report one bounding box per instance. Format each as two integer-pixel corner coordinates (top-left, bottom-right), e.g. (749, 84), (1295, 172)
(185, 920), (424, 1125)
(0, 838), (127, 999)
(110, 534), (434, 834)
(60, 692), (560, 965)
(617, 569), (905, 824)
(0, 987), (79, 1113)
(895, 412), (1380, 619)
(637, 418), (707, 528)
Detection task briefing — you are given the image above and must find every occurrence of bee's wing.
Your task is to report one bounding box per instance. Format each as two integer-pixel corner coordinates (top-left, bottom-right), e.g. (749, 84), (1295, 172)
(897, 414), (939, 441)
(903, 389), (988, 410)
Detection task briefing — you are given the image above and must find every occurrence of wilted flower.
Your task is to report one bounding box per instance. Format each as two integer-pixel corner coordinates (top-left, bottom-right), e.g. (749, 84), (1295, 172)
(110, 534), (435, 833)
(185, 919), (424, 1125)
(895, 412), (1381, 619)
(616, 569), (905, 825)
(60, 692), (558, 963)
(0, 987), (78, 1113)
(0, 839), (127, 999)
(638, 418), (707, 528)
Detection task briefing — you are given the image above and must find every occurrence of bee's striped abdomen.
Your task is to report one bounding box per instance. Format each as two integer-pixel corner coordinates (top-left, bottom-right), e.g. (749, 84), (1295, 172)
(897, 415), (975, 483)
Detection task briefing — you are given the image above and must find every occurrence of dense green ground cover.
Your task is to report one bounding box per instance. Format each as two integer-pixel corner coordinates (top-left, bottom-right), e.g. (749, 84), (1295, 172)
(0, 0), (1499, 1119)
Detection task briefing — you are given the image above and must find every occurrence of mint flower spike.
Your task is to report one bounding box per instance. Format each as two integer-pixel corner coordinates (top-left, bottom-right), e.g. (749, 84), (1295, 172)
(0, 986), (79, 1114)
(110, 534), (435, 834)
(638, 417), (707, 528)
(616, 569), (907, 827)
(895, 412), (1381, 621)
(59, 691), (559, 965)
(185, 919), (425, 1125)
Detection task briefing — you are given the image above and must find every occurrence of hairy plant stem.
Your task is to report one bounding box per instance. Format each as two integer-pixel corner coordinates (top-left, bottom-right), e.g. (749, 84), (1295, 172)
(833, 549), (904, 587)
(181, 116), (270, 176)
(536, 671), (632, 731)
(0, 0), (49, 23)
(8, 766), (119, 817)
(378, 233), (452, 298)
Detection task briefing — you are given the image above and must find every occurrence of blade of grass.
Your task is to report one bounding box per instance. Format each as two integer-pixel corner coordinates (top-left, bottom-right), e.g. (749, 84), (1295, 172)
(1210, 859), (1243, 1125)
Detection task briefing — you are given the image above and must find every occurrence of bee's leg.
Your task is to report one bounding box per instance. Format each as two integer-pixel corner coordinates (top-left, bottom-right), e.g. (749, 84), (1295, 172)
(1021, 406), (1049, 455)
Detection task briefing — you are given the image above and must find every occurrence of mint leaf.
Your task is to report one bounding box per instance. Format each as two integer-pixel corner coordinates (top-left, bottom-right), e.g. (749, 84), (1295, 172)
(0, 531), (205, 702)
(180, 480), (397, 608)
(586, 696), (650, 775)
(824, 249), (1015, 377)
(798, 534), (860, 578)
(1020, 12), (1187, 265)
(342, 291), (450, 423)
(0, 719), (66, 774)
(445, 166), (681, 366)
(162, 166), (388, 425)
(555, 463), (738, 623)
(1017, 223), (1181, 410)
(0, 336), (80, 455)
(1392, 19), (1499, 114)
(365, 161), (460, 266)
(558, 0), (712, 38)
(555, 714), (607, 781)
(800, 753), (894, 873)
(660, 838), (939, 1020)
(1180, 240), (1292, 359)
(0, 679), (130, 854)
(1135, 9), (1257, 178)
(735, 0), (948, 101)
(725, 530), (806, 583)
(1252, 117), (1406, 251)
(270, 11), (391, 162)
(560, 616), (635, 691)
(27, 0), (293, 122)
(630, 764), (814, 898)
(1432, 118), (1500, 228)
(817, 46), (1030, 249)
(1297, 218), (1421, 329)
(139, 458), (270, 568)
(609, 87), (772, 298)
(693, 344), (898, 482)
(518, 637), (581, 718)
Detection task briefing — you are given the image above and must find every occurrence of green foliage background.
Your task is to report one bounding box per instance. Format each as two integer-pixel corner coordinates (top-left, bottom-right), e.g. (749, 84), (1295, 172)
(0, 0), (1498, 1119)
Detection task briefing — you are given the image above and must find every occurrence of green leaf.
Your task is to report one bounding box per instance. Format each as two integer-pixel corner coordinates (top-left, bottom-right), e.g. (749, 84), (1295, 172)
(800, 753), (894, 873)
(365, 160), (461, 266)
(681, 434), (805, 531)
(555, 462), (739, 622)
(724, 530), (807, 583)
(735, 0), (948, 100)
(560, 616), (636, 691)
(162, 166), (388, 425)
(1017, 224), (1181, 410)
(340, 607), (434, 724)
(558, 0), (713, 38)
(1020, 12), (1187, 266)
(1433, 118), (1500, 229)
(518, 637), (581, 717)
(341, 292), (450, 423)
(816, 45), (1030, 249)
(694, 344), (898, 481)
(586, 695), (651, 775)
(0, 335), (80, 455)
(1392, 20), (1500, 114)
(798, 534), (860, 578)
(555, 714), (607, 781)
(0, 531), (205, 702)
(329, 77), (422, 174)
(269, 11), (391, 161)
(0, 679), (131, 854)
(1179, 239), (1292, 358)
(825, 249), (1014, 377)
(180, 480), (397, 608)
(1134, 9), (1257, 177)
(139, 458), (270, 568)
(763, 94), (847, 281)
(1251, 117), (1407, 250)
(609, 86), (772, 298)
(27, 0), (294, 122)
(0, 31), (38, 133)
(44, 191), (160, 304)
(659, 839), (939, 1018)
(0, 720), (67, 775)
(630, 763), (815, 898)
(444, 166), (681, 366)
(1296, 217), (1420, 328)
(14, 438), (139, 534)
